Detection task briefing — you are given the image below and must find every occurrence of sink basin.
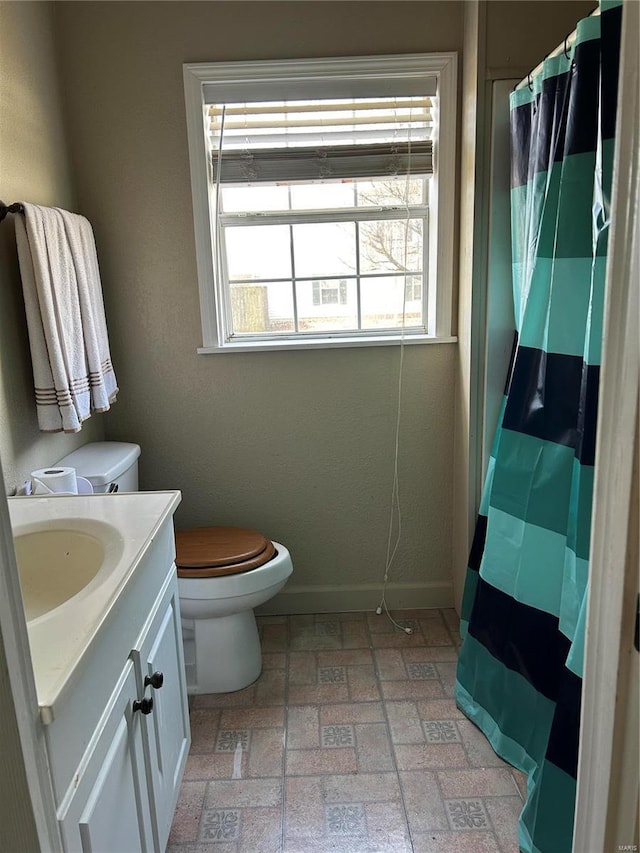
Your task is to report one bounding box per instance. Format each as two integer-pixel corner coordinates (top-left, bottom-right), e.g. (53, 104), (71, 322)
(14, 528), (106, 621)
(8, 492), (181, 722)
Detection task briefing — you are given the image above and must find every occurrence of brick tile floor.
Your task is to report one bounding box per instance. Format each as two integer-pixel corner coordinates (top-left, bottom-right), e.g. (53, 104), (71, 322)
(168, 609), (525, 852)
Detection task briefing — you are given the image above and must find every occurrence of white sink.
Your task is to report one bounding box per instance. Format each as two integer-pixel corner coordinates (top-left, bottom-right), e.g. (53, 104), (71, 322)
(8, 492), (181, 721)
(14, 527), (106, 621)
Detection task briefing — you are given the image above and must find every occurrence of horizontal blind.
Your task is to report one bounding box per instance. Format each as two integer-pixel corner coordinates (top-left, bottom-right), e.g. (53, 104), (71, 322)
(209, 96), (434, 184)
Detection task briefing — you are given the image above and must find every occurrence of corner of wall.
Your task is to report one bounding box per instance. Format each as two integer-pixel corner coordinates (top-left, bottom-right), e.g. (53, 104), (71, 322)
(451, 0), (488, 613)
(0, 2), (105, 495)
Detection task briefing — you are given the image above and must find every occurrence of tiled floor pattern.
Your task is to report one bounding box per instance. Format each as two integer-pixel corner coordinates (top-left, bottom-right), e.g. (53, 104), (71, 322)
(169, 609), (526, 852)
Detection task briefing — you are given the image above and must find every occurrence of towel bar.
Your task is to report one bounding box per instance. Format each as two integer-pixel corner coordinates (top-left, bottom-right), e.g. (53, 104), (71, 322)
(0, 201), (25, 222)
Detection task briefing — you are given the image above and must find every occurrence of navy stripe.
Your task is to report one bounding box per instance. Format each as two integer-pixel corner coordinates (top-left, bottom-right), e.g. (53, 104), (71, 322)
(545, 667), (582, 779)
(601, 3), (623, 142)
(577, 354), (600, 466)
(502, 346), (599, 466)
(468, 513), (487, 574)
(503, 331), (518, 395)
(510, 99), (532, 189)
(467, 576), (571, 704)
(565, 36), (600, 159)
(534, 72), (570, 177)
(511, 34), (604, 190)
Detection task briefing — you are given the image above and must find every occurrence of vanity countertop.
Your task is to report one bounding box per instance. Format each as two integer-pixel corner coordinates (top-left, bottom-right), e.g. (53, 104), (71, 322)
(8, 491), (181, 723)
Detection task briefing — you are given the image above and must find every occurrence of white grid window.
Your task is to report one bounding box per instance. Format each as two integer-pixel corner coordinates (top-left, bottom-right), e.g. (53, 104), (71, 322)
(183, 55), (457, 353)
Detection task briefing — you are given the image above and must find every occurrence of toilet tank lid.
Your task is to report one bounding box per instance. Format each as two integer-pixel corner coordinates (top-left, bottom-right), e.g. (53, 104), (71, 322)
(56, 442), (141, 486)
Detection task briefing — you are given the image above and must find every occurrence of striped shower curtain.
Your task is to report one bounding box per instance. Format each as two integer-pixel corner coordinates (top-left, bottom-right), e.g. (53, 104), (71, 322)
(455, 2), (622, 852)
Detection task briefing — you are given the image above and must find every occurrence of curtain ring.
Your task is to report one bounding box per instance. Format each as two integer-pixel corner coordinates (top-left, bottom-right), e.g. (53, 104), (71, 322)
(527, 73), (533, 92)
(563, 35), (571, 59)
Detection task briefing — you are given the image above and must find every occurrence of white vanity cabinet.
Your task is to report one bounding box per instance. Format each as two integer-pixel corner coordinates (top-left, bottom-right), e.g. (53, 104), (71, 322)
(134, 579), (191, 850)
(57, 659), (154, 852)
(42, 514), (191, 853)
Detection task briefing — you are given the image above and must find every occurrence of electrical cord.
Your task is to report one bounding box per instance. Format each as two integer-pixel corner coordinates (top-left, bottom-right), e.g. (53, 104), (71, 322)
(375, 108), (415, 636)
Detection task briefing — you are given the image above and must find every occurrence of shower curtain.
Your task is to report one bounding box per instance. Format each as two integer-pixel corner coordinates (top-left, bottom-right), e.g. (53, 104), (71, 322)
(455, 2), (622, 852)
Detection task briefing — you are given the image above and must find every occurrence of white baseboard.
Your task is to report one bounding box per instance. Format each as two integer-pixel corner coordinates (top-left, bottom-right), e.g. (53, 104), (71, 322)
(255, 580), (454, 616)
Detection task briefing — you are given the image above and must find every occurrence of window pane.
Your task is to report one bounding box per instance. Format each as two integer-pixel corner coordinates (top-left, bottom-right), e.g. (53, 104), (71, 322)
(230, 281), (294, 334)
(221, 185), (290, 212)
(292, 222), (356, 277)
(359, 218), (423, 274)
(290, 182), (356, 210)
(225, 225), (292, 281)
(361, 276), (423, 329)
(405, 274), (423, 303)
(297, 278), (358, 332)
(356, 177), (426, 208)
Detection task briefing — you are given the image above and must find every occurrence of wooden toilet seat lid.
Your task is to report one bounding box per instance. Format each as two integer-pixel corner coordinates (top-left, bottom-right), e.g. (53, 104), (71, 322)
(175, 526), (276, 578)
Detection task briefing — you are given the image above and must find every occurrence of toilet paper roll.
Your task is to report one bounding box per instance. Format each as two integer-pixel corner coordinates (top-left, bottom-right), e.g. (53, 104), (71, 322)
(31, 467), (78, 495)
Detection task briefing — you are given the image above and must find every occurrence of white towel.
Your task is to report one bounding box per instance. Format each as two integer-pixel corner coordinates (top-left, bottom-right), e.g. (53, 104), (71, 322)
(14, 203), (118, 433)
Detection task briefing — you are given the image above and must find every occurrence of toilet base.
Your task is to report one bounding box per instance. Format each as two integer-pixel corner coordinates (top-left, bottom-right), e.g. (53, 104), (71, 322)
(189, 610), (262, 693)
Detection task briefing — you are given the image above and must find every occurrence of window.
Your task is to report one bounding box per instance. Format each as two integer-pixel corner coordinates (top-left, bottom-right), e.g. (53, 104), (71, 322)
(183, 55), (457, 352)
(312, 280), (348, 307)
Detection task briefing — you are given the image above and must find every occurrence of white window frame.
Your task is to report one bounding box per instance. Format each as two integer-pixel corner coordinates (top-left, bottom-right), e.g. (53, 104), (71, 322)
(183, 53), (457, 353)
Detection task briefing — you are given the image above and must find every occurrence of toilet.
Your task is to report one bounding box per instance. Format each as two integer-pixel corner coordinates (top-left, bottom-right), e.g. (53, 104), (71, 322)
(55, 442), (293, 694)
(176, 526), (292, 693)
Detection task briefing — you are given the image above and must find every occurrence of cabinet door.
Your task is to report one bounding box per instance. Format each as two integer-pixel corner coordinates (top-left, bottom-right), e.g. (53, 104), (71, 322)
(134, 579), (190, 851)
(58, 660), (153, 853)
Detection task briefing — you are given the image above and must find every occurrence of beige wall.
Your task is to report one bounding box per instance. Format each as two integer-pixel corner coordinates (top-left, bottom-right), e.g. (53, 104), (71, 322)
(52, 1), (463, 611)
(485, 0), (596, 74)
(0, 0), (599, 610)
(452, 0), (486, 612)
(0, 1), (104, 495)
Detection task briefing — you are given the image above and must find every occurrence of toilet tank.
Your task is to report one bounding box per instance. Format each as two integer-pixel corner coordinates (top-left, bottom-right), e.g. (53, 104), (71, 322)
(56, 442), (141, 493)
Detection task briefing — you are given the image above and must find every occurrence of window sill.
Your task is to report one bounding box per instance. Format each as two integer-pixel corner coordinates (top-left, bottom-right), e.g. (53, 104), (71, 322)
(197, 334), (457, 354)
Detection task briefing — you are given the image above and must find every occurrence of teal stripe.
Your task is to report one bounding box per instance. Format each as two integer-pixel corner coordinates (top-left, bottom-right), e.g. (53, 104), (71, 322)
(554, 154), (599, 259)
(520, 257), (554, 349)
(512, 263), (525, 334)
(532, 169), (559, 261)
(490, 434), (595, 564)
(456, 635), (554, 762)
(455, 681), (537, 780)
(457, 648), (578, 853)
(511, 82), (535, 110)
(575, 11), (601, 48)
(511, 170), (552, 331)
(539, 54), (571, 85)
(523, 759), (576, 853)
(479, 454), (496, 516)
(481, 508), (567, 617)
(457, 677), (535, 853)
(511, 183), (528, 320)
(518, 257), (602, 357)
(565, 594), (587, 677)
(490, 431), (575, 537)
(489, 396), (508, 459)
(559, 549), (589, 643)
(600, 131), (617, 219)
(567, 458), (595, 560)
(509, 51), (573, 112)
(460, 567), (479, 625)
(481, 505), (589, 632)
(584, 255), (607, 363)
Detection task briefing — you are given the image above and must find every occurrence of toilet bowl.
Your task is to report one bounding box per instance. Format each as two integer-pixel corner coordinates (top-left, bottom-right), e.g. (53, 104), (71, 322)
(55, 443), (294, 696)
(177, 526), (293, 694)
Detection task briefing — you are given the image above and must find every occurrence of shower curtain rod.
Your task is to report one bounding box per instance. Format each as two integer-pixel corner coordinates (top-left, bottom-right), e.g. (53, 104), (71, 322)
(0, 201), (25, 222)
(515, 5), (600, 91)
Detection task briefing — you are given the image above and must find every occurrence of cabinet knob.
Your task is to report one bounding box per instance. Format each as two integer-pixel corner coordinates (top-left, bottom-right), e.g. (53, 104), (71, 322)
(144, 671), (164, 690)
(132, 696), (154, 715)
